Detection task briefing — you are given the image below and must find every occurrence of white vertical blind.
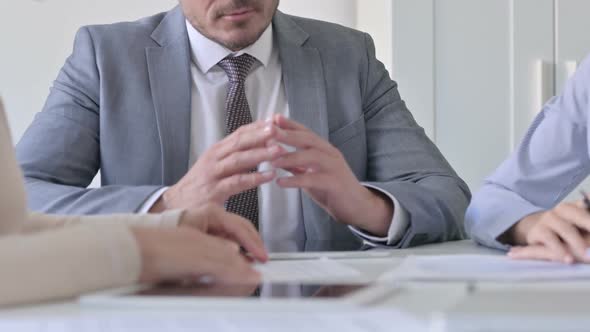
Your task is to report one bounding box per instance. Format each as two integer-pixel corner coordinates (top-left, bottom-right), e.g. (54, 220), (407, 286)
(390, 0), (590, 194)
(391, 0), (436, 139)
(356, 0), (393, 75)
(434, 0), (513, 191)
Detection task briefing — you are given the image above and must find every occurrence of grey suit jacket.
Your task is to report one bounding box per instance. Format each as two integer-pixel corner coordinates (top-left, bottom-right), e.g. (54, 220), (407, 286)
(16, 6), (470, 250)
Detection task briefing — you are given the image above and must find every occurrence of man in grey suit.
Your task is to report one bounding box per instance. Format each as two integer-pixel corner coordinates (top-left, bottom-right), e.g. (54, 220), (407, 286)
(16, 0), (470, 251)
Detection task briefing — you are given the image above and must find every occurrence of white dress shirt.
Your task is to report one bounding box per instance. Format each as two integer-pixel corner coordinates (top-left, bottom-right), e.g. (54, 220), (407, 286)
(141, 22), (409, 250)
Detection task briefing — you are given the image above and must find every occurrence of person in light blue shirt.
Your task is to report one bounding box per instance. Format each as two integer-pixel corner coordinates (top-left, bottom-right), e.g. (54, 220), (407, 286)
(466, 55), (590, 264)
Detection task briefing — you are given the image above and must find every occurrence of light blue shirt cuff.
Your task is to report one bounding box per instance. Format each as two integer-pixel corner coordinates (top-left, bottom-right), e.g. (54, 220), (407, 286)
(138, 187), (169, 213)
(466, 183), (545, 251)
(348, 183), (410, 247)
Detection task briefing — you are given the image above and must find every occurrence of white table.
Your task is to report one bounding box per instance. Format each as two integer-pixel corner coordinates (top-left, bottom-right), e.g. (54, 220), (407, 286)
(2, 240), (589, 331)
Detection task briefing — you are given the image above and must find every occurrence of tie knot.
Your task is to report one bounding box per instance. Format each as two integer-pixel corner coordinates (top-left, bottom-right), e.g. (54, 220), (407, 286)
(218, 54), (257, 83)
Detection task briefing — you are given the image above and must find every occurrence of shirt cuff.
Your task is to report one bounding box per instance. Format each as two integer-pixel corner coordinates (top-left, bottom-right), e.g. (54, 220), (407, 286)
(138, 187), (169, 213)
(348, 183), (410, 247)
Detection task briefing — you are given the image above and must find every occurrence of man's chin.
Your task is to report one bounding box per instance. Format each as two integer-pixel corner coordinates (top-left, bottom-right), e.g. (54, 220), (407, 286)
(220, 30), (265, 51)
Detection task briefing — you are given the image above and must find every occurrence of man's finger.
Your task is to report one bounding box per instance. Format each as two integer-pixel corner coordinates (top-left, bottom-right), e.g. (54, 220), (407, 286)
(214, 171), (276, 201)
(529, 227), (574, 264)
(215, 121), (278, 159)
(272, 149), (327, 172)
(554, 203), (590, 234)
(275, 128), (335, 153)
(282, 166), (308, 175)
(545, 216), (588, 260)
(276, 173), (325, 190)
(215, 145), (286, 179)
(273, 114), (309, 131)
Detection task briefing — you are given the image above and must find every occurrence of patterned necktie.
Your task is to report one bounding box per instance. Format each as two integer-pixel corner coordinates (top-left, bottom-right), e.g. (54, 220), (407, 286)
(218, 54), (259, 228)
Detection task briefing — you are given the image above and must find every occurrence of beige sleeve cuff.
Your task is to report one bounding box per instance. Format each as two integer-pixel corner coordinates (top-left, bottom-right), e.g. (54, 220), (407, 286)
(0, 222), (141, 307)
(112, 210), (184, 228)
(24, 210), (184, 233)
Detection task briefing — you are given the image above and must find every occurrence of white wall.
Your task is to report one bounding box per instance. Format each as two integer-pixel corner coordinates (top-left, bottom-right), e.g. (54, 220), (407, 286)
(0, 0), (178, 141)
(279, 0), (357, 27)
(280, 0), (393, 74)
(356, 0), (393, 75)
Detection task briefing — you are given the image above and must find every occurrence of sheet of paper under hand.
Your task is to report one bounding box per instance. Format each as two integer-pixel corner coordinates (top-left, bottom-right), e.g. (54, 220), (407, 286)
(380, 254), (590, 282)
(0, 310), (428, 332)
(254, 258), (364, 283)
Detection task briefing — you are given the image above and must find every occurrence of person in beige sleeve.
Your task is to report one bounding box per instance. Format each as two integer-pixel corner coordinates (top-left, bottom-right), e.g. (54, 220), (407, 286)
(0, 98), (267, 307)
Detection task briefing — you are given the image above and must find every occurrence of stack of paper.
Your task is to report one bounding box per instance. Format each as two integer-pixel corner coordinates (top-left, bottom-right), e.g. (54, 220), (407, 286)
(254, 258), (364, 283)
(380, 254), (590, 282)
(0, 310), (428, 332)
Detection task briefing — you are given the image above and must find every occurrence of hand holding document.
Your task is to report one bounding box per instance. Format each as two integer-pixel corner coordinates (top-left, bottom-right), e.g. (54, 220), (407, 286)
(380, 254), (590, 282)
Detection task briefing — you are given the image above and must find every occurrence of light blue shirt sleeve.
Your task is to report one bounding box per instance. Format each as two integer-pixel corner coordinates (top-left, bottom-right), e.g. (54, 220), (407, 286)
(465, 55), (590, 251)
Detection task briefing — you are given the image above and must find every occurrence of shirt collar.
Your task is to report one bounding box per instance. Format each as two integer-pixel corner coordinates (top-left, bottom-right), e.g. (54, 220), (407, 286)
(186, 20), (274, 74)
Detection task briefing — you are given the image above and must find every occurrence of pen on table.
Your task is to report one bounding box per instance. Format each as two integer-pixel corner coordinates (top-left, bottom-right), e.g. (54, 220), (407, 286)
(581, 191), (590, 259)
(581, 190), (590, 213)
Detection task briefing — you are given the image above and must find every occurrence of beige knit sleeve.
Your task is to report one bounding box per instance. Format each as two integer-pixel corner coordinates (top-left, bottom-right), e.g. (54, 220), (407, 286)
(0, 102), (186, 306)
(22, 210), (184, 234)
(0, 221), (141, 307)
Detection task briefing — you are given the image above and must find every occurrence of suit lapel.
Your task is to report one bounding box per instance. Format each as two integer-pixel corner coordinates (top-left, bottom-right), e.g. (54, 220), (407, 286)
(146, 7), (192, 185)
(274, 12), (329, 141)
(274, 12), (331, 249)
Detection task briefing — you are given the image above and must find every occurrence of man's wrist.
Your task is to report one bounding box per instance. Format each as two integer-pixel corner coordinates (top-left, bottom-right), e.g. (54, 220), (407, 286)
(346, 186), (393, 237)
(148, 197), (167, 213)
(505, 213), (540, 246)
(367, 188), (395, 236)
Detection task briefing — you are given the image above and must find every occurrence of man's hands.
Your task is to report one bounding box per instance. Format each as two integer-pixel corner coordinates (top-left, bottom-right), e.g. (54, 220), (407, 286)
(150, 120), (286, 212)
(507, 201), (590, 264)
(151, 114), (393, 237)
(271, 115), (393, 236)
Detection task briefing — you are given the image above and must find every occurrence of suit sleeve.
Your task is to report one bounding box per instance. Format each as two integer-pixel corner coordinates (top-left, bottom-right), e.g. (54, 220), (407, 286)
(359, 33), (471, 248)
(15, 27), (163, 215)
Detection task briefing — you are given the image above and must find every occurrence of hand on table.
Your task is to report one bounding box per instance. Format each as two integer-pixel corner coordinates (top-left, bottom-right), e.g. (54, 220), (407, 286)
(270, 114), (393, 236)
(508, 201), (590, 264)
(132, 226), (262, 285)
(178, 204), (268, 262)
(135, 204), (269, 285)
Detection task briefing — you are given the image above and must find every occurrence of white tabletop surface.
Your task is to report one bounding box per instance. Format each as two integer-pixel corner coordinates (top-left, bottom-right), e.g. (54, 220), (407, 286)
(2, 240), (589, 331)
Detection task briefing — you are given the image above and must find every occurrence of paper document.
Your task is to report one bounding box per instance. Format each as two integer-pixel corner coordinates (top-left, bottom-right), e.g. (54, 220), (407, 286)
(269, 250), (394, 261)
(255, 258), (364, 283)
(0, 310), (428, 332)
(380, 254), (590, 282)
